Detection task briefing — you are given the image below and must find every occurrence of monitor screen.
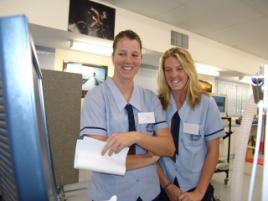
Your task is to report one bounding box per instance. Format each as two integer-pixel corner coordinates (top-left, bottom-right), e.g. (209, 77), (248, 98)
(0, 15), (58, 201)
(212, 94), (227, 114)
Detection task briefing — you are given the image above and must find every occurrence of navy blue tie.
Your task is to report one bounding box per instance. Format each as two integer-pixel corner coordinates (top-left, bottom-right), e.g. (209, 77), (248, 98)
(125, 104), (136, 154)
(171, 111), (180, 161)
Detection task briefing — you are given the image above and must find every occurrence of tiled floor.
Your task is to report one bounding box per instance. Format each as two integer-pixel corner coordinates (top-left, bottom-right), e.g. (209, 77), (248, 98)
(64, 162), (264, 201)
(212, 162), (263, 201)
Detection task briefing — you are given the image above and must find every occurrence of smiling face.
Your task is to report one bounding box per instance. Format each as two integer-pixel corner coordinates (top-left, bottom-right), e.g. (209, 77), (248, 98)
(164, 56), (188, 93)
(112, 37), (142, 82)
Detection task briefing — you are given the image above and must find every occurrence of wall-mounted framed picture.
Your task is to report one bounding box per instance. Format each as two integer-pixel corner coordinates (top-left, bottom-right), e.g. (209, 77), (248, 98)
(68, 0), (115, 40)
(199, 79), (212, 93)
(63, 61), (108, 97)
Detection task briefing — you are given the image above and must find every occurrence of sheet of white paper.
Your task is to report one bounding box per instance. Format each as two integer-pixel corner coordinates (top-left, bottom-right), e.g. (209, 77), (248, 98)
(74, 137), (129, 175)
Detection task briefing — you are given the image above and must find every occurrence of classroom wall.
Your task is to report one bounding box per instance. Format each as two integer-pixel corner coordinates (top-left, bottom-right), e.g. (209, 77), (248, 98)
(0, 0), (267, 75)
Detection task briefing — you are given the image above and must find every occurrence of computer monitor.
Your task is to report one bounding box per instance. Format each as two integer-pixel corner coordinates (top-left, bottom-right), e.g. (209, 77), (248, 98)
(0, 15), (58, 201)
(211, 94), (228, 116)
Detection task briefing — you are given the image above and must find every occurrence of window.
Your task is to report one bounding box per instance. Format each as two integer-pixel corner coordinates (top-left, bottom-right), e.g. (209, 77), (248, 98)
(215, 79), (252, 116)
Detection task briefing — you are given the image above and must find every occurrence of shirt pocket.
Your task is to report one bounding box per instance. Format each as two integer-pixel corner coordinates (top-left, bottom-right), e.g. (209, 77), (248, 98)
(138, 123), (155, 135)
(183, 125), (204, 146)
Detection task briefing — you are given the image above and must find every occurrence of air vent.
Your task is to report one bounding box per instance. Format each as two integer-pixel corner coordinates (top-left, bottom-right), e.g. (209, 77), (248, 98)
(171, 30), (189, 49)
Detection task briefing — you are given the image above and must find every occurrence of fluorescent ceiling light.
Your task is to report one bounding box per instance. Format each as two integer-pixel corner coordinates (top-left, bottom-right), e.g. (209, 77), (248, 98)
(70, 40), (113, 56)
(195, 62), (220, 77)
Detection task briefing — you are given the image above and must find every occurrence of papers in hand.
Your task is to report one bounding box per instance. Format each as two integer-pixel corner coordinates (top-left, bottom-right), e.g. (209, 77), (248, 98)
(74, 137), (129, 175)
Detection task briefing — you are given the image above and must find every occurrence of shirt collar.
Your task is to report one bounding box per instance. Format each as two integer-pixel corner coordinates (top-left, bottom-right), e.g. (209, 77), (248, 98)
(106, 77), (142, 112)
(128, 85), (142, 111)
(167, 95), (177, 120)
(167, 94), (189, 120)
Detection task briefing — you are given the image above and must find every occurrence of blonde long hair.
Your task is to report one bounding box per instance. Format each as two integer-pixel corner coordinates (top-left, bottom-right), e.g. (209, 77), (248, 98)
(157, 47), (208, 110)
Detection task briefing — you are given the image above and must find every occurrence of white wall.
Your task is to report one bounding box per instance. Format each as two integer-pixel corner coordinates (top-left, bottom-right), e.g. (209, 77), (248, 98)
(0, 0), (267, 75)
(0, 0), (69, 30)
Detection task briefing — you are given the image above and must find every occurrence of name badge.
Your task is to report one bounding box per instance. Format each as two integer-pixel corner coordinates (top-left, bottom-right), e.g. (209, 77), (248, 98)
(138, 112), (155, 124)
(183, 123), (200, 135)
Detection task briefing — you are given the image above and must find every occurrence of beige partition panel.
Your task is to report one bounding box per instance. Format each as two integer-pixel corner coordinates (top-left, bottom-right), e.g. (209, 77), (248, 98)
(42, 69), (82, 185)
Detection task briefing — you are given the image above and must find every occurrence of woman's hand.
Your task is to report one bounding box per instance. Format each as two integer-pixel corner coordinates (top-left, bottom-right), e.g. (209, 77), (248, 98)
(165, 184), (181, 201)
(126, 152), (160, 170)
(102, 132), (139, 155)
(147, 151), (160, 163)
(178, 190), (203, 201)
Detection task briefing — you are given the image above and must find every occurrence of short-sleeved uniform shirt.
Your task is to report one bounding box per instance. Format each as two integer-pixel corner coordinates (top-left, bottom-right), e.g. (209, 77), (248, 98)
(159, 95), (225, 191)
(80, 77), (168, 201)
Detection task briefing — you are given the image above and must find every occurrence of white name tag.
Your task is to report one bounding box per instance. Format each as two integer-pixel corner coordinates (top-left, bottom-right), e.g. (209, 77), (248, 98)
(138, 112), (155, 124)
(183, 123), (200, 135)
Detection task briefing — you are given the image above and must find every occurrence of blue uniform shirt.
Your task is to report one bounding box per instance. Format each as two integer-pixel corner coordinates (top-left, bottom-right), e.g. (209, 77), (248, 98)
(160, 95), (225, 191)
(80, 77), (168, 201)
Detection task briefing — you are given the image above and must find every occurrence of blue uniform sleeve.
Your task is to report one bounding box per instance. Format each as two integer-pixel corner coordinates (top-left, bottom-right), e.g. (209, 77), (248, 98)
(80, 86), (107, 137)
(204, 97), (225, 141)
(149, 91), (168, 132)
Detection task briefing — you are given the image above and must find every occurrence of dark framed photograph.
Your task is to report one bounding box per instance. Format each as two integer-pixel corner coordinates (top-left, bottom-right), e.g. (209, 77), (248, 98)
(63, 61), (108, 97)
(68, 0), (115, 40)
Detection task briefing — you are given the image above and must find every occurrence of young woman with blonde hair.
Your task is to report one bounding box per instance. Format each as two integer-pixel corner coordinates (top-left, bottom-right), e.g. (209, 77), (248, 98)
(157, 47), (224, 201)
